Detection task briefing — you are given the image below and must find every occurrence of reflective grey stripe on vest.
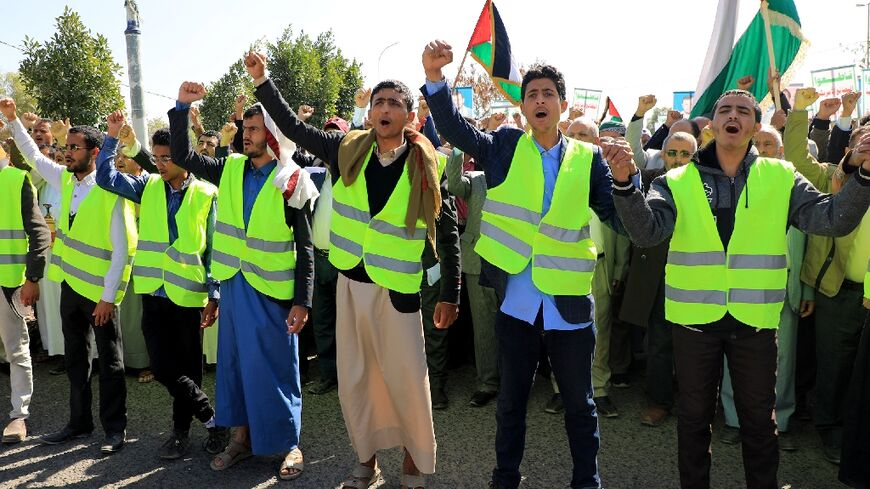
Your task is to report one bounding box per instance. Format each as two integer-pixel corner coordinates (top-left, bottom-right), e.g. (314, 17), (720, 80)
(164, 271), (208, 293)
(370, 219), (426, 240)
(728, 254), (787, 270)
(215, 221), (246, 240)
(533, 255), (596, 272)
(211, 250), (241, 268)
(483, 200), (541, 224)
(364, 253), (422, 274)
(479, 221), (532, 257)
(56, 228), (65, 240)
(247, 237), (294, 253)
(137, 240), (168, 253)
(665, 285), (727, 305)
(167, 248), (203, 267)
(62, 235), (112, 261)
(0, 254), (26, 265)
(667, 251), (726, 266)
(333, 201), (370, 223)
(330, 231), (363, 257)
(240, 261), (294, 282)
(56, 258), (105, 287)
(0, 230), (26, 240)
(538, 223), (591, 243)
(728, 288), (786, 304)
(132, 265), (163, 279)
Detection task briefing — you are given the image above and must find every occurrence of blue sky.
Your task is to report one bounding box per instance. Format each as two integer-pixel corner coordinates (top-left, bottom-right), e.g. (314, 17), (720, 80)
(0, 0), (864, 122)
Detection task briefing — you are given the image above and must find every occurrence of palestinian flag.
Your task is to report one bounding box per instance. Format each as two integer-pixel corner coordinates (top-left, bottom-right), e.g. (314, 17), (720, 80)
(466, 0), (523, 105)
(598, 97), (623, 124)
(691, 0), (809, 117)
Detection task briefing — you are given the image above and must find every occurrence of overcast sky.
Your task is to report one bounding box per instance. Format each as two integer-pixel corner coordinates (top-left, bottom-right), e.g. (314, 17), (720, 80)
(1, 0), (865, 122)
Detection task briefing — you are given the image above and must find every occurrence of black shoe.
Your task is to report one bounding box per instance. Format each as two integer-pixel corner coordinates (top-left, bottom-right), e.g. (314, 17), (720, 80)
(307, 377), (337, 395)
(203, 426), (229, 455)
(488, 481), (508, 489)
(545, 393), (564, 414)
(0, 362), (9, 375)
(469, 390), (498, 408)
(611, 373), (631, 389)
(822, 443), (841, 465)
(431, 386), (449, 410)
(719, 425), (741, 445)
(49, 362), (66, 375)
(159, 431), (190, 460)
(100, 431), (126, 454)
(593, 396), (619, 418)
(40, 425), (92, 445)
(778, 430), (797, 452)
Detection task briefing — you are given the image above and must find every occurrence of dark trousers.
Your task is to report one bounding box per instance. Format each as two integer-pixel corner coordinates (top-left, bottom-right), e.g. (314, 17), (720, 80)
(60, 282), (126, 435)
(312, 250), (338, 382)
(646, 282), (675, 408)
(141, 295), (213, 433)
(492, 311), (600, 489)
(814, 285), (865, 448)
(672, 324), (778, 489)
(422, 280), (447, 390)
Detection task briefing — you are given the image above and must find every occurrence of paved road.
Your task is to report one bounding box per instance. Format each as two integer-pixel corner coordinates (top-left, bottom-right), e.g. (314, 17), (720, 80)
(0, 360), (843, 488)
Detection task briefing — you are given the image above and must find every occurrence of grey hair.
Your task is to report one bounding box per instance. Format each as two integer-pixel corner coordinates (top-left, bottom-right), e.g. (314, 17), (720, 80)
(662, 131), (698, 153)
(757, 124), (783, 149)
(568, 117), (599, 137)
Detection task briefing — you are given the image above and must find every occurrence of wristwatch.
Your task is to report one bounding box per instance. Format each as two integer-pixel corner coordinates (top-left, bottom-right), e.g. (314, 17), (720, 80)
(26, 276), (40, 284)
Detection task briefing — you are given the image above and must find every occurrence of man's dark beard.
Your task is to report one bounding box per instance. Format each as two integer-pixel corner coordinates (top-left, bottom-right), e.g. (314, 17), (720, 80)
(244, 142), (268, 159)
(66, 156), (92, 174)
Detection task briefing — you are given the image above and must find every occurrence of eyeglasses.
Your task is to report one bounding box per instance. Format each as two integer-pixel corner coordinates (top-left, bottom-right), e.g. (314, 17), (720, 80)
(65, 144), (91, 152)
(665, 150), (693, 158)
(154, 156), (173, 163)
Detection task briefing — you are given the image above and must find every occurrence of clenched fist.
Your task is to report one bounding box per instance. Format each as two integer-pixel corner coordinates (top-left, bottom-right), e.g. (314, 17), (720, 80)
(602, 139), (637, 183)
(817, 97), (841, 120)
(220, 122), (237, 146)
(422, 40), (454, 82)
(245, 51), (268, 81)
(737, 75), (755, 92)
(635, 95), (656, 117)
(793, 87), (820, 111)
(0, 98), (17, 121)
(842, 92), (860, 117)
(297, 104), (315, 122)
(178, 81), (207, 105)
(119, 124), (137, 148)
(106, 110), (126, 138)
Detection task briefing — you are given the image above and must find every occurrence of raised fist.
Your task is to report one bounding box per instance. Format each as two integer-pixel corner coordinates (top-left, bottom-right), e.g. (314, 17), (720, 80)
(244, 51), (268, 81)
(569, 106), (585, 120)
(234, 94), (247, 119)
(20, 112), (39, 129)
(106, 111), (127, 138)
(220, 122), (237, 146)
(817, 97), (841, 120)
(354, 88), (372, 109)
(297, 104), (315, 122)
(842, 92), (860, 117)
(666, 109), (683, 127)
(487, 112), (506, 131)
(51, 118), (71, 145)
(0, 98), (17, 121)
(793, 87), (819, 111)
(770, 109), (787, 131)
(422, 40), (454, 82)
(737, 75), (755, 92)
(119, 124), (137, 147)
(178, 81), (207, 104)
(635, 95), (656, 117)
(417, 97), (430, 120)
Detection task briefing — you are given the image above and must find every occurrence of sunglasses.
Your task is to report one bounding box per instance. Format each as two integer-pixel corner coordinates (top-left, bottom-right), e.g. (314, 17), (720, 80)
(665, 150), (693, 158)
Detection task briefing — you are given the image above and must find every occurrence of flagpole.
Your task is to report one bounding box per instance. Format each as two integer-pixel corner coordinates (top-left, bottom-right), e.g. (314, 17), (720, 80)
(760, 0), (782, 111)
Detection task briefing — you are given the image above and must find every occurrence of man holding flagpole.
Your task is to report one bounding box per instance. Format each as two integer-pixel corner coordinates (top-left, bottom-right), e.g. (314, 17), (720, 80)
(422, 17), (638, 488)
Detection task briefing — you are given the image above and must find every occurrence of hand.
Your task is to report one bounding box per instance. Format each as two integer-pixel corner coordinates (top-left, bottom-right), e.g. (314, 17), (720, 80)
(569, 106), (585, 120)
(666, 109), (683, 127)
(177, 81), (207, 104)
(433, 302), (459, 329)
(234, 94), (247, 120)
(285, 305), (309, 335)
(354, 87), (371, 109)
(244, 51), (268, 81)
(220, 122), (237, 146)
(767, 69), (781, 98)
(92, 300), (115, 327)
(558, 119), (571, 133)
(737, 75), (755, 92)
(794, 87), (820, 111)
(816, 97), (841, 120)
(119, 124), (137, 147)
(0, 98), (18, 121)
(50, 118), (71, 145)
(611, 280), (623, 295)
(189, 105), (203, 129)
(799, 300), (815, 318)
(512, 112), (523, 127)
(770, 109), (787, 131)
(422, 39), (454, 82)
(20, 280), (40, 307)
(417, 96), (430, 120)
(106, 110), (126, 138)
(841, 92), (860, 117)
(635, 95), (656, 117)
(487, 112), (506, 131)
(200, 300), (219, 328)
(297, 104), (315, 122)
(20, 112), (38, 129)
(602, 139), (637, 182)
(847, 133), (870, 169)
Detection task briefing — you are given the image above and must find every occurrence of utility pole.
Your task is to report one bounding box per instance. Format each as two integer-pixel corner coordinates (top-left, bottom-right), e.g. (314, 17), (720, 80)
(124, 0), (148, 148)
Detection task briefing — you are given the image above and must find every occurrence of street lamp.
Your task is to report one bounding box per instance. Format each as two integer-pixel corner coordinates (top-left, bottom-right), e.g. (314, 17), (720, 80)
(859, 2), (870, 68)
(377, 41), (399, 81)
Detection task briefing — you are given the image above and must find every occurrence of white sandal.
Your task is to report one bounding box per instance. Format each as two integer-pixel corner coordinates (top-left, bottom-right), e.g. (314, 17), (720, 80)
(336, 463), (385, 489)
(401, 473), (425, 489)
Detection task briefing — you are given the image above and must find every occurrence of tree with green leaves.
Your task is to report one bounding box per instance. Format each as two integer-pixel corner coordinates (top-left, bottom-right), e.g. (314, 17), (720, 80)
(18, 6), (124, 127)
(146, 116), (168, 138)
(200, 27), (362, 131)
(0, 72), (38, 115)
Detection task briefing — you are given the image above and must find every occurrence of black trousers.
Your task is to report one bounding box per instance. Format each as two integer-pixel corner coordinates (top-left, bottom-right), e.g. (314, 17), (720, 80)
(646, 280), (675, 408)
(672, 324), (778, 489)
(60, 282), (126, 435)
(141, 295), (213, 432)
(311, 250), (338, 382)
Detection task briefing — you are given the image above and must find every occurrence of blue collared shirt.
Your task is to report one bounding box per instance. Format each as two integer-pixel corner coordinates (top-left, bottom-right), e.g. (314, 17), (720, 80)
(243, 160), (278, 226)
(499, 138), (593, 331)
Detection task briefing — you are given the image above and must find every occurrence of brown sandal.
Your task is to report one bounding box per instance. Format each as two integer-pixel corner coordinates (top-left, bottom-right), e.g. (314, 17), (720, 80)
(335, 463), (385, 488)
(209, 440), (252, 471)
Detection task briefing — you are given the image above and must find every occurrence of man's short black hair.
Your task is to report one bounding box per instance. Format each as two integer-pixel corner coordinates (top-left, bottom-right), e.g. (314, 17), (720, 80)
(202, 129), (220, 140)
(371, 80), (414, 112)
(521, 64), (567, 102)
(243, 105), (263, 119)
(151, 127), (171, 147)
(68, 125), (103, 149)
(713, 90), (762, 123)
(35, 118), (52, 129)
